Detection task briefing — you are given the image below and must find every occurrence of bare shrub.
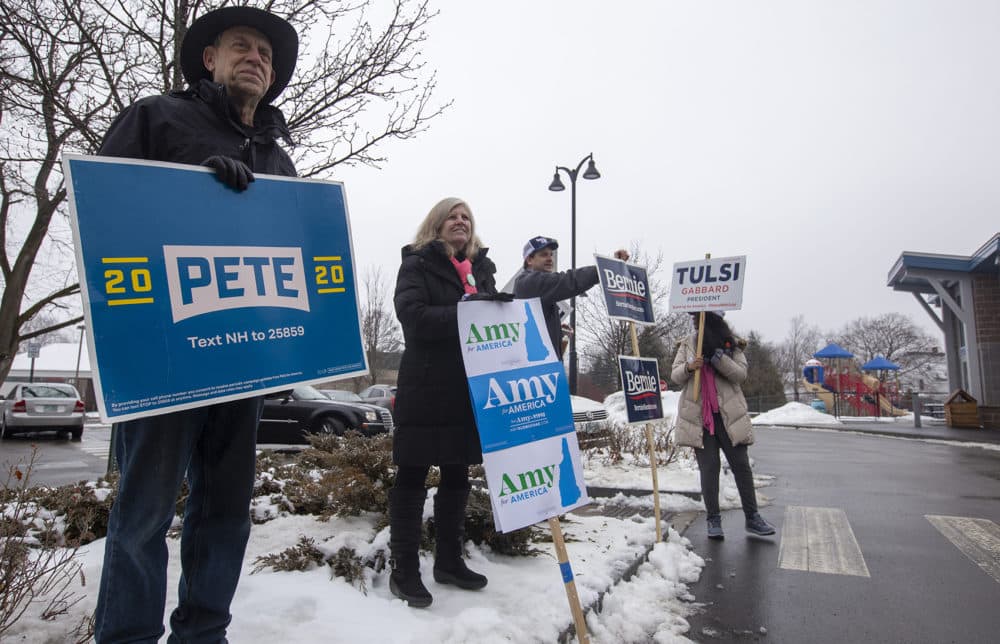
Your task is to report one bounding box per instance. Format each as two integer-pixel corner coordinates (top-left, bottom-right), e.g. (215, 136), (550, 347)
(0, 451), (86, 638)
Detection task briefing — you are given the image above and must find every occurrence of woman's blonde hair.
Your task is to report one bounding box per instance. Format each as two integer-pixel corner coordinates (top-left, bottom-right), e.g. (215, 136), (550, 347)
(411, 197), (483, 258)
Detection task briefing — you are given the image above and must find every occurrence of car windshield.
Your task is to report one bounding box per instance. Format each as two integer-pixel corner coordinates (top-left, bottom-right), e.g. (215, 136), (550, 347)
(325, 390), (363, 402)
(293, 386), (330, 401)
(21, 385), (76, 398)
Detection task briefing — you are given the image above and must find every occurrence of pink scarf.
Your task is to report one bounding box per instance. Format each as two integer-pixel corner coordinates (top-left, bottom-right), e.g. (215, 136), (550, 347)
(701, 362), (720, 435)
(449, 257), (478, 295)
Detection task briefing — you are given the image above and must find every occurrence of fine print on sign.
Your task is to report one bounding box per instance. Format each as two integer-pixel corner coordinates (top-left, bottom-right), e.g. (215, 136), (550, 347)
(668, 255), (747, 313)
(63, 155), (367, 422)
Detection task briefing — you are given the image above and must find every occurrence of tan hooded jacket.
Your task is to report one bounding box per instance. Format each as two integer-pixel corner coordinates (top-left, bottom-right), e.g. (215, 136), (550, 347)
(670, 333), (754, 449)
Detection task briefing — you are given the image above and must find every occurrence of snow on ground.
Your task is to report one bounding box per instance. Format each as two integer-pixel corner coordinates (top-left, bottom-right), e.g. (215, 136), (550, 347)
(8, 389), (790, 643)
(9, 492), (707, 643)
(752, 401), (843, 426)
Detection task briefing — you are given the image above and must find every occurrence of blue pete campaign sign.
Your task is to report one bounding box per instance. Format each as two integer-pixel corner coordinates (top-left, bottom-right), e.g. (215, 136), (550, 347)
(458, 299), (589, 533)
(63, 155), (367, 422)
(618, 356), (664, 424)
(595, 254), (655, 325)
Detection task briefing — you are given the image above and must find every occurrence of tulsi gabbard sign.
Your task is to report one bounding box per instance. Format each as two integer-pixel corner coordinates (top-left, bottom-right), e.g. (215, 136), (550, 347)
(458, 299), (589, 533)
(669, 255), (747, 313)
(595, 254), (654, 325)
(618, 356), (664, 423)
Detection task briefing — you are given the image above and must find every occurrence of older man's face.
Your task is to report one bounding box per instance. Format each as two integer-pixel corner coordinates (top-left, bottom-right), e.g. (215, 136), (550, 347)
(203, 26), (275, 103)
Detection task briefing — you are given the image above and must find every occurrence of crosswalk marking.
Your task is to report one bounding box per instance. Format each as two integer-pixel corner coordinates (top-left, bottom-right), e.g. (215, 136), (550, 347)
(926, 515), (1000, 584)
(79, 443), (110, 460)
(778, 506), (870, 577)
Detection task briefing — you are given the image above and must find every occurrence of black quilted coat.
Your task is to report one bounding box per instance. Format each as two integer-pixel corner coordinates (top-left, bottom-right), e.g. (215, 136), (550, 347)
(392, 241), (497, 465)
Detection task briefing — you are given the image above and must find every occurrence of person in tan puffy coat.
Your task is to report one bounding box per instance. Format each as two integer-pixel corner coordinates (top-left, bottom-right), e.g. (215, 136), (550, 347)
(671, 311), (776, 540)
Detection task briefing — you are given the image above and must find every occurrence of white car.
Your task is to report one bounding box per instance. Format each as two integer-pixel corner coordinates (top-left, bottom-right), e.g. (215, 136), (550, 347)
(1, 383), (86, 440)
(571, 395), (609, 424)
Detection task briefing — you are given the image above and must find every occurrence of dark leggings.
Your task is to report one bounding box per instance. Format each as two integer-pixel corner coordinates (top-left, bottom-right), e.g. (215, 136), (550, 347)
(693, 413), (759, 518)
(395, 464), (470, 491)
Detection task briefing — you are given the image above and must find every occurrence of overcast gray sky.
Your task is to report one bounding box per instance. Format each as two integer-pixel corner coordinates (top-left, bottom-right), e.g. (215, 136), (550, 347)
(336, 0), (999, 344)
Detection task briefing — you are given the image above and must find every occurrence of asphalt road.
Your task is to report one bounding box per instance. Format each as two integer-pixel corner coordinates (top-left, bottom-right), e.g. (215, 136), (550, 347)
(683, 424), (1000, 644)
(0, 421), (112, 487)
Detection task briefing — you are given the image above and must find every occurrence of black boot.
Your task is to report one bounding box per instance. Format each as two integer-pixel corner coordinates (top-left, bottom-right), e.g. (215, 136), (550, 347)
(388, 487), (433, 608)
(432, 487), (488, 590)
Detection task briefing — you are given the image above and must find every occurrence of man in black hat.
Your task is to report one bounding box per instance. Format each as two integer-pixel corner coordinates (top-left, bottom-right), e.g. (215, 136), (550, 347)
(94, 7), (300, 643)
(513, 236), (629, 358)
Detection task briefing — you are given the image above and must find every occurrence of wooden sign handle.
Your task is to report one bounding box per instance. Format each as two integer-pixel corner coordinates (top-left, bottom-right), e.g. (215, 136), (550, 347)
(629, 321), (663, 542)
(549, 517), (590, 644)
(691, 253), (711, 401)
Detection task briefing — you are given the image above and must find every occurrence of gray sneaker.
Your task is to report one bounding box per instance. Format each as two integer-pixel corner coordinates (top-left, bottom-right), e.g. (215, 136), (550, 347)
(707, 514), (724, 540)
(745, 512), (776, 536)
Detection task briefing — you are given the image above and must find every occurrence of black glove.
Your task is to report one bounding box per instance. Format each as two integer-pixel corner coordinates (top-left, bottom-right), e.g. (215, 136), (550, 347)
(462, 291), (515, 302)
(201, 155), (254, 191)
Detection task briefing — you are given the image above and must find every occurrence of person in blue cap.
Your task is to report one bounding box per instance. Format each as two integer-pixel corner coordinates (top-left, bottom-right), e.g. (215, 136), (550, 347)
(513, 236), (628, 357)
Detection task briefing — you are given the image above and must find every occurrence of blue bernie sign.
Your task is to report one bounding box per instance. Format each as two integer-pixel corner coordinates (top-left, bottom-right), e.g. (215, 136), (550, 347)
(618, 356), (664, 424)
(63, 155), (367, 422)
(595, 254), (655, 325)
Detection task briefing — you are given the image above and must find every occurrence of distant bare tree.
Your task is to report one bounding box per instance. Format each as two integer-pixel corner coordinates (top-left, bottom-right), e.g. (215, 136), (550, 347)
(833, 313), (941, 385)
(0, 0), (448, 382)
(359, 266), (401, 387)
(778, 315), (823, 401)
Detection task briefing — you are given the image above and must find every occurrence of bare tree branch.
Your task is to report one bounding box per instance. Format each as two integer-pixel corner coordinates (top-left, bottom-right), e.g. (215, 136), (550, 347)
(0, 0), (446, 381)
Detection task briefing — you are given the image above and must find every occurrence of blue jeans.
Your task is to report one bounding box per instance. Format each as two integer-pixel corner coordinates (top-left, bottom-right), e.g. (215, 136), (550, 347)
(95, 397), (262, 644)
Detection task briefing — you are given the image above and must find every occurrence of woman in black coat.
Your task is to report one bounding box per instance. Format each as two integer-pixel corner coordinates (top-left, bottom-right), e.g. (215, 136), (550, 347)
(389, 197), (498, 608)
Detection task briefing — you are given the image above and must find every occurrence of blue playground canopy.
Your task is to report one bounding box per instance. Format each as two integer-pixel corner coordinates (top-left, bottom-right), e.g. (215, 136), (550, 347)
(861, 355), (899, 371)
(814, 343), (854, 359)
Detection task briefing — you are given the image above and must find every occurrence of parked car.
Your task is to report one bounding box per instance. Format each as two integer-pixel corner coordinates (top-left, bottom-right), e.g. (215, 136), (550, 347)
(258, 385), (392, 445)
(1, 383), (86, 440)
(358, 384), (396, 411)
(571, 395), (611, 448)
(571, 395), (609, 425)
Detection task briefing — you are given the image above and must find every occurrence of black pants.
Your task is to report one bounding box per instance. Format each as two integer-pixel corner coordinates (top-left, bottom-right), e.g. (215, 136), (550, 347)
(395, 464), (470, 491)
(693, 413), (758, 518)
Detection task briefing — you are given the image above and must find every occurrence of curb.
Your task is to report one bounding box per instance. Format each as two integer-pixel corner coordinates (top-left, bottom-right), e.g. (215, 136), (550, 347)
(760, 422), (1000, 445)
(556, 510), (701, 643)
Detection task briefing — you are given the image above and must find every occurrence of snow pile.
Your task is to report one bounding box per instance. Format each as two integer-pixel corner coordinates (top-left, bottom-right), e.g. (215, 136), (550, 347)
(752, 402), (842, 426)
(8, 506), (705, 643)
(603, 390), (682, 427)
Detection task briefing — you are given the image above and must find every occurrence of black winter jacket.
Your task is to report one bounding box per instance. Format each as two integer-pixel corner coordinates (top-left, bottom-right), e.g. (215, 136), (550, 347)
(392, 241), (498, 466)
(99, 79), (296, 177)
(513, 266), (599, 358)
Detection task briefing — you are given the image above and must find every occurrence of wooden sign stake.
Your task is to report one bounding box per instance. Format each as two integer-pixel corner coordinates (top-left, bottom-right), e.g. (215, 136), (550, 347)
(629, 321), (663, 542)
(691, 252), (711, 401)
(549, 517), (590, 644)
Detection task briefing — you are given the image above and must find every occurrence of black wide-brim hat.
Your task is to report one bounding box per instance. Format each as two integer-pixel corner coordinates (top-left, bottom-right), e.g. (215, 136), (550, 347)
(180, 6), (298, 106)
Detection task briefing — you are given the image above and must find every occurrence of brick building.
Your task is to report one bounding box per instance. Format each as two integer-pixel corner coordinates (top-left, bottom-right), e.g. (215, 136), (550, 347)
(888, 233), (1000, 429)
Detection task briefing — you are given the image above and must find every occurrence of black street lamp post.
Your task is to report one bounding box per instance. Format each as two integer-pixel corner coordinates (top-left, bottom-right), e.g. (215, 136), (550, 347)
(547, 152), (601, 395)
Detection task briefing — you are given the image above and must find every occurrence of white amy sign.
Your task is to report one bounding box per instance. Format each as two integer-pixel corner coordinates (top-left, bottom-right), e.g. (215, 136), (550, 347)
(668, 255), (747, 313)
(458, 298), (589, 532)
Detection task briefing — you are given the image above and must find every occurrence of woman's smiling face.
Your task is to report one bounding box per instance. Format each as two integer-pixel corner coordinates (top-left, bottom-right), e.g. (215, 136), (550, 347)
(439, 204), (472, 251)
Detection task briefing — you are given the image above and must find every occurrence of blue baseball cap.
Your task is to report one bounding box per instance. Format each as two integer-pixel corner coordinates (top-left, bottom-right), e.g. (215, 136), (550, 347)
(523, 236), (559, 259)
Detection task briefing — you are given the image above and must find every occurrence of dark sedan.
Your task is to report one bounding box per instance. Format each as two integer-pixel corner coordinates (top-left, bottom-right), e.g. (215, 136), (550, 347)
(258, 385), (392, 445)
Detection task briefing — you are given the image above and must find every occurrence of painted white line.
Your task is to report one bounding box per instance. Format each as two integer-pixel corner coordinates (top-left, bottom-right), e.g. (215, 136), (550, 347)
(778, 506), (870, 577)
(78, 444), (110, 459)
(926, 515), (1000, 584)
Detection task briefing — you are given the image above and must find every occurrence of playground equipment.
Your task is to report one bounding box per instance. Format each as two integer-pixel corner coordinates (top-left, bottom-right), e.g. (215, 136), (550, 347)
(802, 346), (908, 417)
